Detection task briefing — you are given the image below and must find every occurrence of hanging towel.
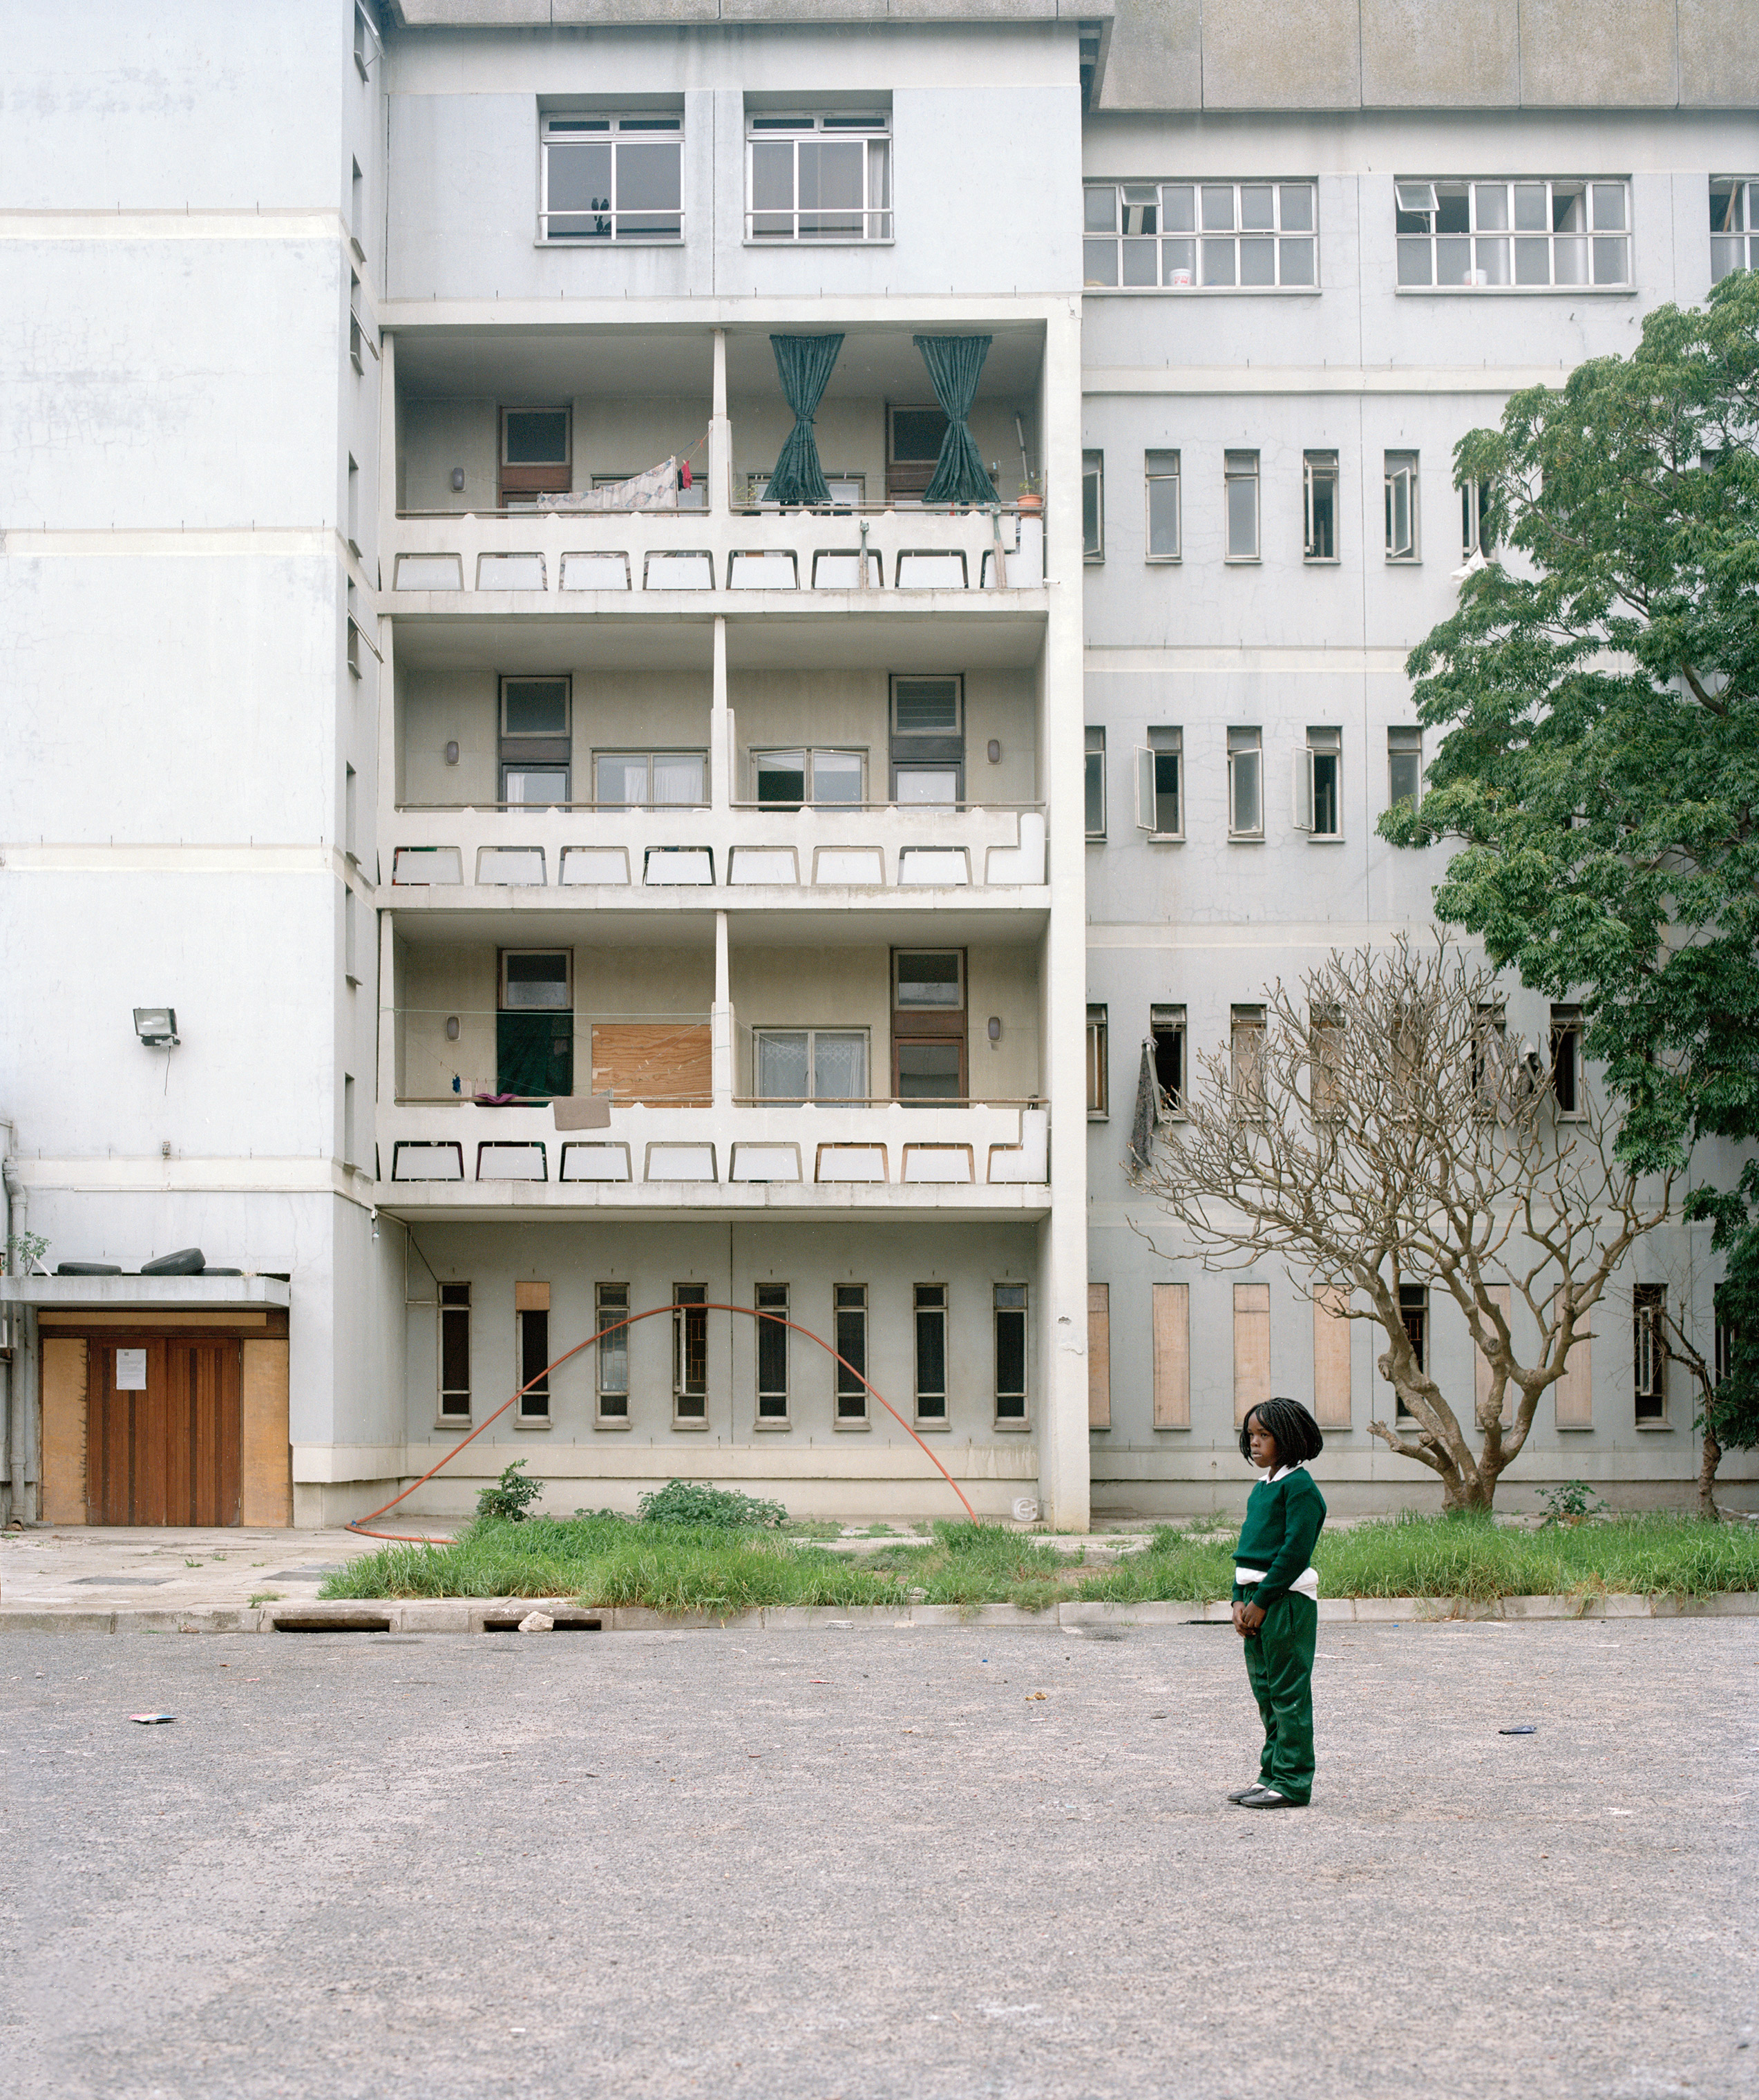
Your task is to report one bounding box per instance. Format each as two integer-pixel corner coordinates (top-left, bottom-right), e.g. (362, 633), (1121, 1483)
(538, 457), (680, 512)
(1128, 1040), (1159, 1174)
(765, 334), (844, 506)
(912, 335), (998, 507)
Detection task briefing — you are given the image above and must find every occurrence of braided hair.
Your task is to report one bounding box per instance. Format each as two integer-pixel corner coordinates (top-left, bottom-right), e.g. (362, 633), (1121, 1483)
(1238, 1395), (1324, 1467)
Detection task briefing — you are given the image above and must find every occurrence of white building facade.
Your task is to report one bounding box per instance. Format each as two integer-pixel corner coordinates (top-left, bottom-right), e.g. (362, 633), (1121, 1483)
(1, 0), (1752, 1527)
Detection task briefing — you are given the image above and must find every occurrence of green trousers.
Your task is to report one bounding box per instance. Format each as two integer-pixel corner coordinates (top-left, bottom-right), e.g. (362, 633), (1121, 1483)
(1235, 1587), (1318, 1804)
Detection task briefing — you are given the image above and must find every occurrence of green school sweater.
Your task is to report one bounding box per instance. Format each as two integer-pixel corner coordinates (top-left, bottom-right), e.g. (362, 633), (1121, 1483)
(1234, 1467), (1327, 1607)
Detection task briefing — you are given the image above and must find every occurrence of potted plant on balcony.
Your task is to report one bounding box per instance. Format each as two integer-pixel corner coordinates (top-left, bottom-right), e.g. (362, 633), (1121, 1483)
(1017, 475), (1043, 515)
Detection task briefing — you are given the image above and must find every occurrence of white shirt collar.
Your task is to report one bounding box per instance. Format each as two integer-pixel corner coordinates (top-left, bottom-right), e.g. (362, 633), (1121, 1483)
(1264, 1464), (1298, 1482)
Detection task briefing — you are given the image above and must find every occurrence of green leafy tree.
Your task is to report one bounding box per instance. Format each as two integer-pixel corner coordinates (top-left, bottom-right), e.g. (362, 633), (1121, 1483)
(1381, 273), (1759, 1507)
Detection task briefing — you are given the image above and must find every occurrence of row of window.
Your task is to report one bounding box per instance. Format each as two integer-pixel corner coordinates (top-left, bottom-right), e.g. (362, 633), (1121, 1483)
(1081, 448), (1489, 566)
(1085, 175), (1756, 291)
(437, 1279), (1028, 1427)
(1081, 724), (1423, 843)
(1083, 1002), (1586, 1120)
(1086, 1275), (1677, 1434)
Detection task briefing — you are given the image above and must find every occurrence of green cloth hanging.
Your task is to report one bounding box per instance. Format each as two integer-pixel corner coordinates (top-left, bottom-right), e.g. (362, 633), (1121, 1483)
(913, 334), (998, 506)
(765, 334), (844, 506)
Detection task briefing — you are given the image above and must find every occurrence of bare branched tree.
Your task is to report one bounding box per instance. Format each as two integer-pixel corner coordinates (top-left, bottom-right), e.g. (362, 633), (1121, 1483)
(1128, 938), (1675, 1511)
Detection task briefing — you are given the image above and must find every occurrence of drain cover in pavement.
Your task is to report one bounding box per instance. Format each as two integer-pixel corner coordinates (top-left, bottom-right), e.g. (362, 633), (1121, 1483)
(73, 1577), (169, 1587)
(267, 1566), (345, 1579)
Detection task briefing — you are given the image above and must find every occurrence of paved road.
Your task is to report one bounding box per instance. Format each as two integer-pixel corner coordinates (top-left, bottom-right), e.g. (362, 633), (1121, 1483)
(3, 1620), (1753, 2099)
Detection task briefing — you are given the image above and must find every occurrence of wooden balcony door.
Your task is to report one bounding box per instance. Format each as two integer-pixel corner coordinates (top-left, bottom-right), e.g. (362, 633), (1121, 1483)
(87, 1337), (243, 1526)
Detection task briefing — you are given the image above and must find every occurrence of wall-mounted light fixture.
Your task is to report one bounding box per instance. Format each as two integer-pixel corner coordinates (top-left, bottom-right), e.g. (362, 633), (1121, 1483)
(445, 1015), (460, 1042)
(987, 1015), (1002, 1044)
(451, 468), (466, 492)
(444, 741), (459, 766)
(133, 1007), (180, 1048)
(987, 739), (1002, 764)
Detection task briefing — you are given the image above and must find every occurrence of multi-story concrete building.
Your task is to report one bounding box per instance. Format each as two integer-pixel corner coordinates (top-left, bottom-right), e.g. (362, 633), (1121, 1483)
(2, 0), (1752, 1529)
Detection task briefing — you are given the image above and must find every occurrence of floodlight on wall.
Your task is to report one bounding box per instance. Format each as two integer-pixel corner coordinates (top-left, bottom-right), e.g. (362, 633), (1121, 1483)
(451, 468), (466, 492)
(133, 1007), (180, 1048)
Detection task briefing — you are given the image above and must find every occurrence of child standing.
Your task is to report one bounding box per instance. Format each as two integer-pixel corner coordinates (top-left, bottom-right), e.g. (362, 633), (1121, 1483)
(1228, 1396), (1327, 1811)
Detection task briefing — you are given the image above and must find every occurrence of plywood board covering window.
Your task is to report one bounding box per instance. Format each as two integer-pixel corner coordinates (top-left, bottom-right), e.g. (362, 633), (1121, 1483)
(1152, 1281), (1190, 1429)
(1554, 1295), (1592, 1429)
(1233, 1283), (1271, 1425)
(591, 1023), (712, 1106)
(1474, 1283), (1513, 1428)
(1311, 1285), (1352, 1429)
(1087, 1283), (1111, 1429)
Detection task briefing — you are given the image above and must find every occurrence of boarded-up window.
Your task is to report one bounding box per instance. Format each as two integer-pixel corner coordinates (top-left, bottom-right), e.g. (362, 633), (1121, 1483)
(1312, 1285), (1351, 1429)
(1087, 1283), (1111, 1429)
(591, 1023), (712, 1105)
(1233, 1282), (1271, 1424)
(1153, 1281), (1190, 1429)
(1474, 1283), (1513, 1428)
(1555, 1296), (1592, 1429)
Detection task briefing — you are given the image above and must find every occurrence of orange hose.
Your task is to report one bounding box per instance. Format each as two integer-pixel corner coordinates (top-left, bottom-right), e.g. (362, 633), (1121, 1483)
(345, 1301), (977, 1543)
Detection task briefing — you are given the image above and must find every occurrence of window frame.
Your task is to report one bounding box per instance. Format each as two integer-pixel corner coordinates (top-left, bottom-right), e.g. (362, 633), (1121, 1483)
(1086, 1004), (1109, 1119)
(591, 748), (710, 810)
(1385, 451), (1420, 563)
(750, 746), (867, 810)
(834, 1283), (868, 1422)
(1226, 726), (1264, 840)
(498, 407), (572, 509)
(752, 1028), (871, 1104)
(745, 110), (893, 246)
(1145, 449), (1181, 562)
(1230, 1004), (1266, 1114)
(1394, 176), (1630, 292)
(1711, 176), (1759, 285)
(672, 1282), (709, 1424)
(1395, 1283), (1429, 1419)
(1083, 450), (1105, 562)
(1224, 450), (1260, 563)
(1550, 1004), (1584, 1118)
(1082, 179), (1319, 292)
(1293, 726), (1342, 839)
(595, 1281), (630, 1424)
(1085, 726), (1107, 840)
(1303, 449), (1339, 563)
(993, 1283), (1028, 1423)
(539, 112), (685, 246)
(913, 1282), (948, 1423)
(517, 1302), (551, 1422)
(1387, 726), (1423, 812)
(755, 1281), (790, 1424)
(1150, 1004), (1186, 1118)
(1135, 727), (1183, 841)
(1633, 1283), (1666, 1423)
(438, 1281), (471, 1424)
(1461, 477), (1493, 560)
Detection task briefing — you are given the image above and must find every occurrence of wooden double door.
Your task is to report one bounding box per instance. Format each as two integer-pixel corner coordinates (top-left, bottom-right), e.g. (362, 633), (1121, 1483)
(87, 1337), (243, 1527)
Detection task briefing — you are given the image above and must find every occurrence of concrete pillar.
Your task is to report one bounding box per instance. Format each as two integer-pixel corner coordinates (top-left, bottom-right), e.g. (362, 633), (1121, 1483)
(709, 326), (730, 515)
(710, 612), (730, 812)
(712, 909), (734, 1109)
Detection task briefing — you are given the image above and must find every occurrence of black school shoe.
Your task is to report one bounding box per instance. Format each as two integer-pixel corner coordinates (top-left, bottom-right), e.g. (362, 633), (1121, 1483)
(1226, 1783), (1270, 1804)
(1236, 1786), (1306, 1810)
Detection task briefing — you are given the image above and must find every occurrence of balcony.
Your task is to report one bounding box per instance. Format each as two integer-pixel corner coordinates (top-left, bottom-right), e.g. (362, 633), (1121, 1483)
(376, 1098), (1049, 1219)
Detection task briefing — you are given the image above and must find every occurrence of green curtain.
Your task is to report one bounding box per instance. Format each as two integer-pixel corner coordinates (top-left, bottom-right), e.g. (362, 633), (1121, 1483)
(765, 334), (844, 506)
(497, 1013), (573, 1099)
(913, 335), (997, 506)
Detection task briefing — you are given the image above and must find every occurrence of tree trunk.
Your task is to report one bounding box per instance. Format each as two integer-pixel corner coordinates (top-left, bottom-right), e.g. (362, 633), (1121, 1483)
(1697, 1422), (1723, 1522)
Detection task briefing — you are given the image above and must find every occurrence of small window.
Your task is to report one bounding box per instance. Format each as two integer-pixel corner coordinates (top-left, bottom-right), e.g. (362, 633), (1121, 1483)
(756, 1283), (789, 1421)
(1150, 1004), (1186, 1114)
(1633, 1283), (1666, 1422)
(1145, 450), (1181, 560)
(753, 748), (864, 809)
(835, 1284), (868, 1420)
(1714, 1287), (1739, 1390)
(346, 456), (360, 555)
(1083, 451), (1105, 561)
(1461, 477), (1494, 559)
(354, 2), (380, 79)
(747, 109), (891, 243)
(1227, 727), (1263, 838)
(1295, 727), (1342, 837)
(895, 1041), (963, 1101)
(593, 750), (707, 808)
(541, 113), (683, 243)
(1385, 452), (1420, 560)
(1083, 179), (1316, 289)
(894, 951), (963, 1010)
(1087, 1004), (1109, 1117)
(891, 676), (962, 735)
(754, 1030), (868, 1102)
(1230, 1005), (1266, 1112)
(439, 1282), (471, 1420)
(502, 677), (570, 738)
(1396, 1283), (1428, 1418)
(501, 951), (571, 1009)
(1310, 1001), (1344, 1123)
(1136, 726), (1182, 839)
(1388, 726), (1423, 811)
(1303, 450), (1338, 561)
(502, 676), (572, 808)
(596, 1283), (629, 1420)
(518, 1300), (551, 1420)
(1085, 726), (1106, 839)
(994, 1283), (1028, 1420)
(1396, 176), (1628, 288)
(1471, 1002), (1507, 1112)
(673, 1283), (708, 1421)
(350, 159), (363, 242)
(1224, 450), (1260, 562)
(1711, 177), (1759, 284)
(1550, 1005), (1584, 1116)
(915, 1283), (948, 1420)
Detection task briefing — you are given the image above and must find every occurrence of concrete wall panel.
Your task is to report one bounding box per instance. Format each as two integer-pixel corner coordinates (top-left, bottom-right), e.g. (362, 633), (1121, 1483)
(1676, 0), (1759, 108)
(1359, 0), (1520, 108)
(1519, 0), (1678, 107)
(1192, 0), (1364, 111)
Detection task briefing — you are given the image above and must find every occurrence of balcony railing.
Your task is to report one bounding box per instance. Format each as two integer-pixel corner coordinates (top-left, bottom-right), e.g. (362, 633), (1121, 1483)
(379, 1099), (1049, 1194)
(388, 504), (1044, 598)
(388, 805), (1047, 895)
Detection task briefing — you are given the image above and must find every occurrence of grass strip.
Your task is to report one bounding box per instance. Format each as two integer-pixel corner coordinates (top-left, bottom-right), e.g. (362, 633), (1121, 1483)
(321, 1511), (1759, 1615)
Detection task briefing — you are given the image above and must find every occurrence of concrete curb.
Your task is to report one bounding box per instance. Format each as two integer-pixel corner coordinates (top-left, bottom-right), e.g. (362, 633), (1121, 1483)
(1, 1590), (1756, 1634)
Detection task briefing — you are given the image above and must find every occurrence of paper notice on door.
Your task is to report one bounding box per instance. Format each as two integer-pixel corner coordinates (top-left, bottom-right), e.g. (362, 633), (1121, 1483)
(115, 1348), (147, 1391)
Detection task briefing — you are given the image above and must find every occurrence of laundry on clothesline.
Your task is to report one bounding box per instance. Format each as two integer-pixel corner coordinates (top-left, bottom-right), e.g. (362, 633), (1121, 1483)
(538, 457), (683, 512)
